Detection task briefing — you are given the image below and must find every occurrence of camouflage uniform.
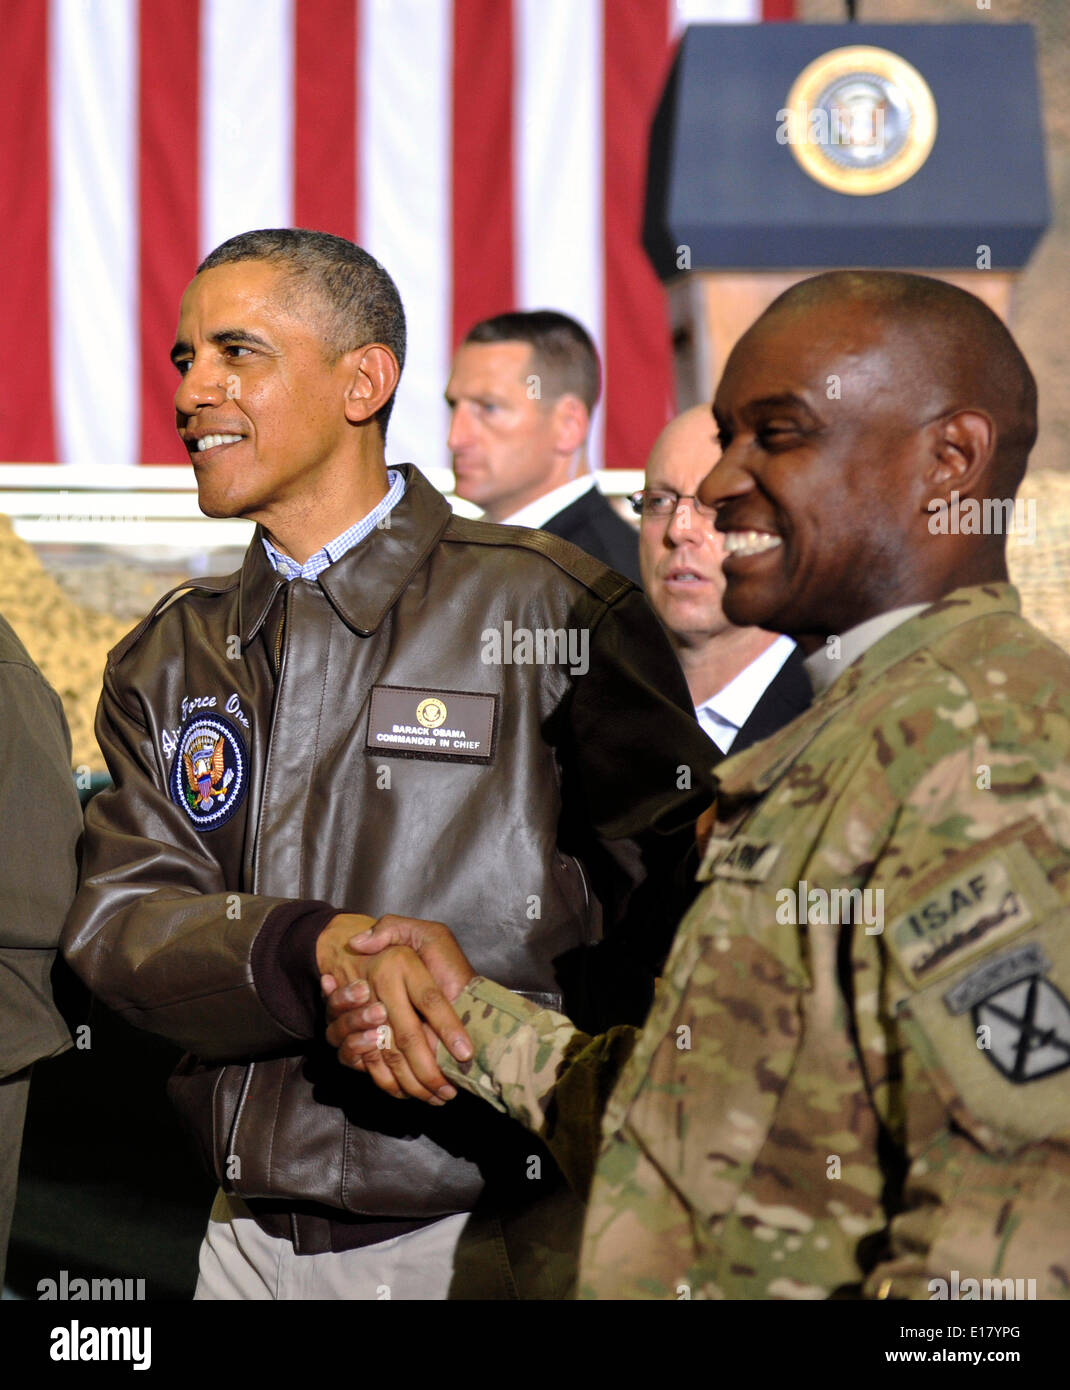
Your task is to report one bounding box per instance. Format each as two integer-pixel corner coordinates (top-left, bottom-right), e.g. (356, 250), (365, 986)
(439, 584), (1070, 1299)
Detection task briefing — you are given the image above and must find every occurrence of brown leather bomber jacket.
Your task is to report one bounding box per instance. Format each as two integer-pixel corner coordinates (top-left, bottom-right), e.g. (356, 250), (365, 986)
(62, 465), (715, 1251)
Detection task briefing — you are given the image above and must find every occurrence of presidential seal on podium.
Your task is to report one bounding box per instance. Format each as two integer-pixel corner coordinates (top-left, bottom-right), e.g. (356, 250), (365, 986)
(780, 45), (937, 196)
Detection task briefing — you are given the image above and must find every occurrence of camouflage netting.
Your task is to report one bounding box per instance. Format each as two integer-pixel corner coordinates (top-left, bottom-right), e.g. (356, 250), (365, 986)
(0, 515), (131, 774)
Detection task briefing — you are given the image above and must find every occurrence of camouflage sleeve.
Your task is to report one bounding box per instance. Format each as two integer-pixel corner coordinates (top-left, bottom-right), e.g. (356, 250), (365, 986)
(866, 903), (1070, 1301)
(861, 713), (1070, 1299)
(437, 977), (639, 1200)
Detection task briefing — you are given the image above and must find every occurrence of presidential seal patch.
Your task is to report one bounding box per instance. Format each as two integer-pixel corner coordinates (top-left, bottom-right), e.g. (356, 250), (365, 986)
(169, 714), (247, 831)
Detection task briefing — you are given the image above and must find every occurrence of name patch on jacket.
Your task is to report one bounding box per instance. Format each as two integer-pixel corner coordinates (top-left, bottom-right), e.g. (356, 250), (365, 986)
(366, 686), (496, 763)
(697, 836), (780, 883)
(168, 713), (248, 830)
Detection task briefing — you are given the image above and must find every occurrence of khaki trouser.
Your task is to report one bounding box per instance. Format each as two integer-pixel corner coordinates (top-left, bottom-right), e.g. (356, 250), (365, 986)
(195, 1183), (584, 1300)
(0, 1066), (32, 1289)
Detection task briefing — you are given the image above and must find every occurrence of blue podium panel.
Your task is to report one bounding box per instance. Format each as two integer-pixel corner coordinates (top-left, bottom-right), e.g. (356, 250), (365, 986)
(644, 23), (1049, 274)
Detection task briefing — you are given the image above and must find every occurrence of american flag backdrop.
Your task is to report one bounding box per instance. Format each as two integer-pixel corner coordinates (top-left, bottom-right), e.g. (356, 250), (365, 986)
(2, 0), (793, 479)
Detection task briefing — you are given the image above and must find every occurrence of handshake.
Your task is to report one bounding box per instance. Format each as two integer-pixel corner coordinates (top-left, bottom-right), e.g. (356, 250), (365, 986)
(316, 914), (481, 1105)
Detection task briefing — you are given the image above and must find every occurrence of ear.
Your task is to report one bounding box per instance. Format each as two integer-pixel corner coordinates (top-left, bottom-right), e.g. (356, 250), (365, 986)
(550, 394), (590, 455)
(342, 344), (401, 426)
(921, 409), (995, 503)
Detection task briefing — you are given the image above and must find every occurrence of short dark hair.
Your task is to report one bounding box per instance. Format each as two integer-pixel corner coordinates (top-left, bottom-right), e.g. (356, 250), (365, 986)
(463, 310), (601, 414)
(197, 228), (406, 439)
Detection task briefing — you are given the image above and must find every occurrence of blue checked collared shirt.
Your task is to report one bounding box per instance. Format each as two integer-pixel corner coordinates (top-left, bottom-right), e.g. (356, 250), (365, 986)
(261, 469), (406, 581)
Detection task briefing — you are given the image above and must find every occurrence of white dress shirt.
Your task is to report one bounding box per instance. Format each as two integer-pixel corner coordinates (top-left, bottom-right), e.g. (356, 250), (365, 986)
(694, 634), (797, 754)
(500, 474), (596, 528)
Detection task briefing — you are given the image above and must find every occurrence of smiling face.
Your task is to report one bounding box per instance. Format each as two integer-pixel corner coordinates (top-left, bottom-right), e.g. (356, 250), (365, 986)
(172, 259), (357, 526)
(446, 341), (575, 521)
(640, 406), (734, 647)
(701, 301), (938, 651)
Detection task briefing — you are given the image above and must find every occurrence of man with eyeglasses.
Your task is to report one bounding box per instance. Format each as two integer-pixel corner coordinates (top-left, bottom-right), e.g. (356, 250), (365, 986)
(630, 405), (811, 755)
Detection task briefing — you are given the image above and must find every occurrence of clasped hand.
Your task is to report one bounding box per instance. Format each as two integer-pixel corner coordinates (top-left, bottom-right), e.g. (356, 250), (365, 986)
(317, 913), (476, 1104)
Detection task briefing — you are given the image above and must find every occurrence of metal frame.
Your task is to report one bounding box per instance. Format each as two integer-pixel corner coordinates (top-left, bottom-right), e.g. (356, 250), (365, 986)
(0, 465), (643, 549)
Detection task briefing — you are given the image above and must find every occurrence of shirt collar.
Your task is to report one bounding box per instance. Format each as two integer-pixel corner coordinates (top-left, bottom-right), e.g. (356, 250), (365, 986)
(804, 603), (930, 695)
(262, 468), (406, 581)
(695, 635), (797, 751)
(238, 464), (451, 646)
(714, 584), (1023, 799)
(499, 474), (597, 529)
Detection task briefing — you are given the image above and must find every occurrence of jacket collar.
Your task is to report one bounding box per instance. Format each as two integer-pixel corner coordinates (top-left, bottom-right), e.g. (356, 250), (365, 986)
(237, 464), (452, 645)
(712, 583), (1022, 799)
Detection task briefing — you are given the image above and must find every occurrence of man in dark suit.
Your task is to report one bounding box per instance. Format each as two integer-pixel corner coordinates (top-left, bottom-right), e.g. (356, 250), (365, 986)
(634, 405), (811, 755)
(446, 310), (641, 583)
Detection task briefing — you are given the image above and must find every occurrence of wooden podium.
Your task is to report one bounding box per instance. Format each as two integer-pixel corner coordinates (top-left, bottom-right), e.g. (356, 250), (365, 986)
(644, 23), (1049, 407)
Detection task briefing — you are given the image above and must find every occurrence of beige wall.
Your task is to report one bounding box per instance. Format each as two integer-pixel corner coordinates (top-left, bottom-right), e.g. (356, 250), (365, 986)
(798, 0), (1070, 475)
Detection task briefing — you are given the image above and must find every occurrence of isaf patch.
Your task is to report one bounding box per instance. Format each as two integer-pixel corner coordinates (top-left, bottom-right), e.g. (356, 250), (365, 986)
(887, 850), (1042, 988)
(169, 713), (248, 831)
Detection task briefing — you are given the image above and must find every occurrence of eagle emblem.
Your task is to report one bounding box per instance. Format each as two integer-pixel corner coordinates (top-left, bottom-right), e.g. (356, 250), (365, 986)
(183, 734), (233, 811)
(169, 713), (247, 831)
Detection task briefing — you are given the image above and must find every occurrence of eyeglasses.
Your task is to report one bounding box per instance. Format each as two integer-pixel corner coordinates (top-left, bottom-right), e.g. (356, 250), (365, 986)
(628, 489), (718, 520)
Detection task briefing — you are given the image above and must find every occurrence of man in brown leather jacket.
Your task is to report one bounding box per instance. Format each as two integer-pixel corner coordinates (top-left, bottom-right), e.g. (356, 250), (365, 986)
(61, 229), (714, 1300)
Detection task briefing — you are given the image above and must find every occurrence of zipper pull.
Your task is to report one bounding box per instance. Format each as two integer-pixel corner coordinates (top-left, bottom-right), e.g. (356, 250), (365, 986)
(273, 588), (289, 675)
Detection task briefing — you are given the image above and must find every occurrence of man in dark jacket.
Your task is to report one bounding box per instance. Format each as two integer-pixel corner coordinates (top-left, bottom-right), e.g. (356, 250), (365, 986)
(447, 310), (641, 583)
(62, 229), (714, 1300)
(0, 614), (81, 1284)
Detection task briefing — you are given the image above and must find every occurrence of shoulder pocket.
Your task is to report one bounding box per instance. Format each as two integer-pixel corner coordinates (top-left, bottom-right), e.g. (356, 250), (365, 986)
(894, 908), (1070, 1154)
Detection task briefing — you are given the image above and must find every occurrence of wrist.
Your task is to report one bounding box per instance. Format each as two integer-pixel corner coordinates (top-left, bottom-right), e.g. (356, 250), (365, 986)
(316, 912), (378, 975)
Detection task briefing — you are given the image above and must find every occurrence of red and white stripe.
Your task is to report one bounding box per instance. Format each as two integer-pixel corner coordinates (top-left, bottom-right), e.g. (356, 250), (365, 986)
(3, 0), (789, 475)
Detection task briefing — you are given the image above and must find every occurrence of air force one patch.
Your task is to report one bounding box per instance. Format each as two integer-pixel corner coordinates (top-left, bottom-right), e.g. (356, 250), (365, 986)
(169, 713), (247, 831)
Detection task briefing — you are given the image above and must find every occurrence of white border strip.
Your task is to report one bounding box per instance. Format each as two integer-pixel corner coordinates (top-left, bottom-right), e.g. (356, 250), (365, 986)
(50, 0), (138, 468)
(515, 0), (604, 469)
(359, 0), (452, 472)
(200, 0), (295, 256)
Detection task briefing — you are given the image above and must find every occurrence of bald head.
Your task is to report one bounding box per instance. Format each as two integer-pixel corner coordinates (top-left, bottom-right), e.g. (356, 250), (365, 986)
(646, 404), (718, 476)
(702, 270), (1040, 649)
(639, 404), (781, 705)
(640, 405), (726, 645)
(758, 271), (1037, 492)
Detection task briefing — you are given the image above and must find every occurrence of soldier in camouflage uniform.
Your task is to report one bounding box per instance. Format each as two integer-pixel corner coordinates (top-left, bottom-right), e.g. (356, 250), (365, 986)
(323, 271), (1070, 1300)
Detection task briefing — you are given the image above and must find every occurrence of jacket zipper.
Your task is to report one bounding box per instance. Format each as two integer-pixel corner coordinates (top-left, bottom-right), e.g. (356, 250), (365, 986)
(273, 605), (286, 675)
(231, 587), (287, 1181)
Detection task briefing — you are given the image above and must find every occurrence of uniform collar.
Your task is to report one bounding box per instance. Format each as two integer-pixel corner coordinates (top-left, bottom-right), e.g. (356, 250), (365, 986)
(237, 464), (452, 645)
(712, 583), (1022, 799)
(803, 603), (930, 695)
